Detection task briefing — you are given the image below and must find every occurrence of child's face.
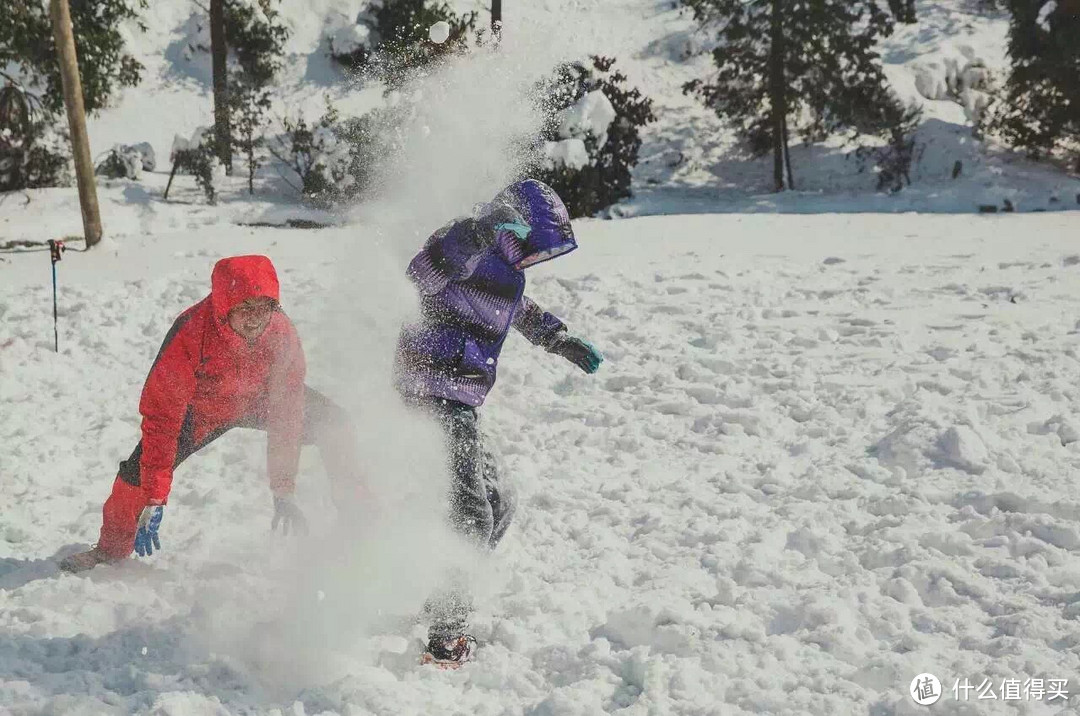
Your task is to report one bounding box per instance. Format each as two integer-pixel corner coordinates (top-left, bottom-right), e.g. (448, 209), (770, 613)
(228, 297), (276, 342)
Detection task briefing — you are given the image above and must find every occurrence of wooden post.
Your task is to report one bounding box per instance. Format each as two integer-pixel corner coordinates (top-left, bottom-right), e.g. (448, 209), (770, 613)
(48, 0), (102, 248)
(492, 0), (502, 33)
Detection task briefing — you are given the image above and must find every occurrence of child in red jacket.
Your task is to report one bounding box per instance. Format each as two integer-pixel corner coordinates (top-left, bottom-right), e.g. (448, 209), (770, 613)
(60, 255), (361, 572)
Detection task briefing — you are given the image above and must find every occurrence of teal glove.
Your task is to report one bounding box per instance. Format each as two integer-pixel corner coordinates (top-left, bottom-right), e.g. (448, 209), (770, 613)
(548, 334), (603, 374)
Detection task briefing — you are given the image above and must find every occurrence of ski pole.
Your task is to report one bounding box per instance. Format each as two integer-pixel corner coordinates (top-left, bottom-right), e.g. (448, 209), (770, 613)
(48, 239), (65, 352)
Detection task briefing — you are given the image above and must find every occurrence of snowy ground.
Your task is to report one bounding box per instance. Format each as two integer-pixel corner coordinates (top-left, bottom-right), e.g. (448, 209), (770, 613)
(2, 211), (1080, 715)
(3, 0), (1080, 714)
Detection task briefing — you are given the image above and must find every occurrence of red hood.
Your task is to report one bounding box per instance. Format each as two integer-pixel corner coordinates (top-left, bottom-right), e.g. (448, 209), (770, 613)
(210, 255), (280, 323)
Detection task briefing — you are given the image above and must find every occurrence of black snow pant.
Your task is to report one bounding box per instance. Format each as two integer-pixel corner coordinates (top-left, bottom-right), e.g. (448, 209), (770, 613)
(411, 396), (517, 642)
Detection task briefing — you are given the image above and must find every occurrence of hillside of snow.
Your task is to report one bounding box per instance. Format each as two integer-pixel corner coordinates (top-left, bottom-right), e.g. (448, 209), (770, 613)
(58, 0), (1075, 225)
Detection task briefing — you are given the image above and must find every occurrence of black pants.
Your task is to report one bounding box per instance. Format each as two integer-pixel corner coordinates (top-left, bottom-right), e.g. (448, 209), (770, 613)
(413, 397), (517, 642)
(118, 386), (359, 498)
(418, 397), (516, 550)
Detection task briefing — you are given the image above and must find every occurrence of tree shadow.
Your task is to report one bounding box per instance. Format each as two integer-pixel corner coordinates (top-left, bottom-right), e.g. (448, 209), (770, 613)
(0, 617), (271, 713)
(161, 12), (213, 87)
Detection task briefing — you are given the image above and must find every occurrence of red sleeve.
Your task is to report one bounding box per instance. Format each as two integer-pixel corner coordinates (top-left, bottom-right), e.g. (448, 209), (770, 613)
(266, 320), (306, 496)
(138, 311), (200, 504)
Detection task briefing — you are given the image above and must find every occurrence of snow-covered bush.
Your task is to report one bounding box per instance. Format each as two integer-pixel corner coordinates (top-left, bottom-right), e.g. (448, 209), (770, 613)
(328, 0), (479, 84)
(168, 129), (220, 204)
(268, 99), (408, 208)
(95, 143), (155, 180)
(529, 56), (656, 218)
(854, 105), (924, 192)
(987, 0), (1080, 172)
(0, 84), (68, 192)
(0, 0), (146, 116)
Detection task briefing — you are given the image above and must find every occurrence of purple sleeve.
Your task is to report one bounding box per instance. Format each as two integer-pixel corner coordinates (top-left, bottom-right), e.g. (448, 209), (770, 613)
(406, 220), (487, 295)
(512, 295), (566, 348)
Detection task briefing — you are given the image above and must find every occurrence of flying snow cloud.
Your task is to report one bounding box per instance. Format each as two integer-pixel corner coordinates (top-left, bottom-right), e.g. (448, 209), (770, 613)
(235, 6), (623, 685)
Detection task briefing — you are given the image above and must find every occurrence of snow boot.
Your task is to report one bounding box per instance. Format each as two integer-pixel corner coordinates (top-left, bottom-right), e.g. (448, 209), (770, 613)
(58, 546), (122, 573)
(420, 635), (477, 670)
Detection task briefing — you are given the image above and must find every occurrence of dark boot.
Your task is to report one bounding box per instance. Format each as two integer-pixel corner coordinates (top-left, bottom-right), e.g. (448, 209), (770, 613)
(58, 546), (122, 573)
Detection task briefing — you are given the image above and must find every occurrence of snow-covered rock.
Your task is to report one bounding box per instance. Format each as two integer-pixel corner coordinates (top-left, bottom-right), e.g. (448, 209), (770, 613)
(910, 46), (996, 122)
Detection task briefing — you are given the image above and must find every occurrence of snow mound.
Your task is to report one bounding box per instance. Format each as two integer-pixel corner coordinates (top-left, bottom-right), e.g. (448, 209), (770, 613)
(935, 425), (989, 474)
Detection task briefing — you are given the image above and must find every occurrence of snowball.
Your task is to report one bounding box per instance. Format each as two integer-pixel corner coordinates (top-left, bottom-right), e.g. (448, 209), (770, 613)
(541, 138), (589, 170)
(429, 20), (450, 44)
(558, 89), (617, 147)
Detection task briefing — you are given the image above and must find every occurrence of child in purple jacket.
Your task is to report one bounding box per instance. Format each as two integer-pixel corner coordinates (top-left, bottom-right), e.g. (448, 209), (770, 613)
(395, 178), (603, 666)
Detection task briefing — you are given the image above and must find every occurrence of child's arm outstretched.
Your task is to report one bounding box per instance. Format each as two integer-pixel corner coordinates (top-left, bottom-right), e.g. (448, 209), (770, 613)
(512, 296), (603, 374)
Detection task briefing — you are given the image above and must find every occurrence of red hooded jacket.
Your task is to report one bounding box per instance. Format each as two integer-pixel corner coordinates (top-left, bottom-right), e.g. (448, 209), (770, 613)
(138, 255), (305, 503)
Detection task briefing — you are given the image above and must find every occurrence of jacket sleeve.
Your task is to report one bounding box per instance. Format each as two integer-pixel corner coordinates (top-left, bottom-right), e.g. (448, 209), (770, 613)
(265, 321), (306, 497)
(406, 220), (488, 296)
(511, 295), (567, 349)
(138, 313), (200, 504)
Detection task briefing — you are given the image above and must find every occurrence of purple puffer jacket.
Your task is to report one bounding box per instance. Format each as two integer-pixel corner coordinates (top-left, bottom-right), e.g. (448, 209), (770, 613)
(395, 179), (577, 407)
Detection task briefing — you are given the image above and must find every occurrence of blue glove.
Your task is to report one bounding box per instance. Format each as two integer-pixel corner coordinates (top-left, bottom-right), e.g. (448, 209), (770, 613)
(134, 505), (163, 557)
(548, 334), (603, 374)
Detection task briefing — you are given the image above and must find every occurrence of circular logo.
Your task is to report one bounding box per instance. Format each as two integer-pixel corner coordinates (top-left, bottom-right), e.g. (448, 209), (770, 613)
(910, 673), (942, 706)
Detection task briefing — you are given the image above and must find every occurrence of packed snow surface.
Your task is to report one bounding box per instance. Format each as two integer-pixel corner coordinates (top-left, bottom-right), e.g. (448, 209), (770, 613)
(2, 211), (1080, 715)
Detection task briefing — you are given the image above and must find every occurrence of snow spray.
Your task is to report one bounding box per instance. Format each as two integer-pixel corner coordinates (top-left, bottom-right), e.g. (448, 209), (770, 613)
(249, 7), (631, 685)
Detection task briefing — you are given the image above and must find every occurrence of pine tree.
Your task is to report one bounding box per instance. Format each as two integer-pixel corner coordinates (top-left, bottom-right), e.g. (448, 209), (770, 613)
(683, 0), (913, 191)
(225, 0), (289, 192)
(0, 0), (146, 115)
(990, 0), (1080, 172)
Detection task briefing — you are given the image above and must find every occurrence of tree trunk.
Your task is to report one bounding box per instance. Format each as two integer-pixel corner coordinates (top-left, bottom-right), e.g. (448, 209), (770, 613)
(769, 0), (786, 192)
(905, 0), (916, 23)
(49, 0), (102, 247)
(782, 112), (794, 190)
(210, 0), (232, 174)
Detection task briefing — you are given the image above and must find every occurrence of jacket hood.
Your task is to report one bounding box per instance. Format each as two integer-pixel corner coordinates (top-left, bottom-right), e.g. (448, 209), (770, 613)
(210, 255), (280, 322)
(488, 179), (576, 269)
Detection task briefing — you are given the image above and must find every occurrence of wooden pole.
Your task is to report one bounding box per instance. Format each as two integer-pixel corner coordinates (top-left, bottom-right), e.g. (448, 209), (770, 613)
(48, 0), (102, 248)
(492, 0), (502, 34)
